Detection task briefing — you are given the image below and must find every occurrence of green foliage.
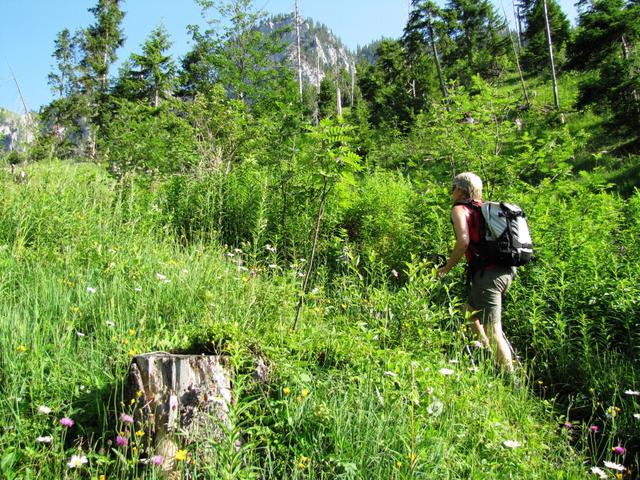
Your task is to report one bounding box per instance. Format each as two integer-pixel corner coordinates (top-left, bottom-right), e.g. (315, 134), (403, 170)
(101, 99), (198, 177)
(521, 0), (571, 74)
(112, 24), (177, 107)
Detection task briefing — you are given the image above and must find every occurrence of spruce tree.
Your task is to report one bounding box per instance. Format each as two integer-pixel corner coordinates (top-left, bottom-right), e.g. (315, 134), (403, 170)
(521, 0), (570, 73)
(113, 24), (176, 106)
(48, 29), (80, 98)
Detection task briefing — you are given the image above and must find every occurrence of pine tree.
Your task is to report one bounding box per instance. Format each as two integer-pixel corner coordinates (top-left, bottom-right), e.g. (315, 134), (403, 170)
(442, 0), (510, 83)
(569, 0), (640, 132)
(47, 29), (80, 98)
(521, 0), (571, 73)
(79, 0), (125, 95)
(113, 24), (176, 106)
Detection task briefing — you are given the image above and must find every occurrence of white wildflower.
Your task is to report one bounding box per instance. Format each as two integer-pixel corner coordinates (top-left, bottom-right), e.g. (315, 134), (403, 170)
(624, 389), (640, 396)
(36, 435), (53, 443)
(383, 371), (398, 378)
(38, 406), (52, 414)
(439, 368), (455, 376)
(590, 466), (607, 479)
(633, 414), (640, 420)
(603, 461), (625, 471)
(67, 455), (88, 469)
(75, 331), (85, 337)
(503, 440), (521, 448)
(86, 287), (96, 294)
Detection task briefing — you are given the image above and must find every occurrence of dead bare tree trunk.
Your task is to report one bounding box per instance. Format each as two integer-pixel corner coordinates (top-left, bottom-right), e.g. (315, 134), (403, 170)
(126, 352), (233, 477)
(427, 11), (447, 99)
(502, 4), (530, 107)
(543, 0), (561, 113)
(295, 0), (303, 102)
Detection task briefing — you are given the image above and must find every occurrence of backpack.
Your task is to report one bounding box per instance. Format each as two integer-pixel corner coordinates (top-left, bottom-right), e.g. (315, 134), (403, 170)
(459, 201), (534, 268)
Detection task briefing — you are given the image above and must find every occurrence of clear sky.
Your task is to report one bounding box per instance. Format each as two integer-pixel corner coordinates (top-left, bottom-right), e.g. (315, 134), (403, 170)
(0, 0), (578, 113)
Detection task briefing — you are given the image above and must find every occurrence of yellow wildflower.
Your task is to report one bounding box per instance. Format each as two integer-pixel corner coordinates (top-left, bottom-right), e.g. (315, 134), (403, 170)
(132, 446), (138, 455)
(128, 349), (137, 356)
(136, 390), (143, 399)
(16, 345), (27, 353)
(175, 450), (188, 462)
(283, 387), (291, 396)
(301, 388), (310, 398)
(99, 475), (106, 480)
(396, 461), (403, 469)
(135, 430), (145, 438)
(128, 329), (136, 336)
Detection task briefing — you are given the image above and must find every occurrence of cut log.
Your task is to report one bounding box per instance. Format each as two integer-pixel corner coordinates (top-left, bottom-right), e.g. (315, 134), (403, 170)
(125, 352), (233, 476)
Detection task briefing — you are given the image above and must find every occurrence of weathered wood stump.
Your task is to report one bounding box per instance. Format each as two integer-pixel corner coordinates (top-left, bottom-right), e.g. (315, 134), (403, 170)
(126, 352), (232, 477)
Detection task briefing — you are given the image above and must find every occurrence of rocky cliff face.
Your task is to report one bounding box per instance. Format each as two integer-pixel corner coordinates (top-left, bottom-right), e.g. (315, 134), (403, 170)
(259, 14), (356, 88)
(0, 109), (34, 152)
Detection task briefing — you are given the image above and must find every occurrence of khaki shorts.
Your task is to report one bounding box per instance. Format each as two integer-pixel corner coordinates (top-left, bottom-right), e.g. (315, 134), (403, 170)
(467, 266), (516, 325)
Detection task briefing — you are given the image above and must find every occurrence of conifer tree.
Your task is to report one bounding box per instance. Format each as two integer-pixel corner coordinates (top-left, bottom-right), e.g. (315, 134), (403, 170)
(48, 29), (80, 98)
(521, 0), (570, 73)
(113, 24), (176, 106)
(443, 0), (510, 83)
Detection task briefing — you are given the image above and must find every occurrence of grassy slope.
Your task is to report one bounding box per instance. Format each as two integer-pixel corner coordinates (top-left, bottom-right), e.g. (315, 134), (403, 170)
(0, 161), (588, 478)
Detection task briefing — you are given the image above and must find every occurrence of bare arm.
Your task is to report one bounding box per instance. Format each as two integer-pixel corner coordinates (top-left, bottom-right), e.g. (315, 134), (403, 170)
(438, 206), (469, 277)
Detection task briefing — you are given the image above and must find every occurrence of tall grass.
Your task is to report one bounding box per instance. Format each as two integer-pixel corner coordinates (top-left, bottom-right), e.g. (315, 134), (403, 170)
(0, 161), (593, 478)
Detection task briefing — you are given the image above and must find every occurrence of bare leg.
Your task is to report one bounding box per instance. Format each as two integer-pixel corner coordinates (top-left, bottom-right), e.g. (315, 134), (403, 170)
(466, 305), (490, 348)
(485, 319), (514, 373)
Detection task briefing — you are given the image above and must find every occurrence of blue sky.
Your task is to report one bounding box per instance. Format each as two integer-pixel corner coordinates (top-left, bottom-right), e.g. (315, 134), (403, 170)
(0, 0), (578, 113)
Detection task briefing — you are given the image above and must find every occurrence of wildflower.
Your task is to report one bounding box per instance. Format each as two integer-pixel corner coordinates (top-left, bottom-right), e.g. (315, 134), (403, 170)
(634, 414), (640, 420)
(128, 329), (136, 336)
(135, 430), (145, 438)
(603, 461), (625, 471)
(563, 422), (573, 430)
(439, 368), (455, 376)
(612, 446), (626, 456)
(607, 406), (621, 418)
(396, 461), (403, 468)
(134, 287), (142, 292)
(383, 371), (398, 378)
(106, 320), (115, 327)
(301, 388), (310, 398)
(99, 475), (106, 480)
(128, 349), (137, 356)
(624, 390), (640, 396)
(132, 446), (138, 455)
(156, 273), (167, 281)
(86, 287), (96, 294)
(503, 440), (521, 448)
(60, 417), (75, 428)
(67, 455), (88, 469)
(590, 425), (600, 433)
(590, 466), (608, 479)
(391, 269), (399, 278)
(283, 387), (291, 396)
(175, 450), (188, 462)
(17, 345), (27, 353)
(36, 436), (53, 443)
(136, 390), (143, 399)
(120, 413), (134, 424)
(38, 406), (52, 415)
(76, 331), (85, 337)
(151, 455), (163, 466)
(265, 244), (276, 253)
(408, 452), (416, 462)
(268, 264), (278, 269)
(116, 435), (128, 447)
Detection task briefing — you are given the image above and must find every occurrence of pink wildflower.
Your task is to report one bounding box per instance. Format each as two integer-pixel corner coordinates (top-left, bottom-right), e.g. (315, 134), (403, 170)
(60, 417), (74, 428)
(563, 422), (573, 430)
(612, 445), (626, 456)
(151, 455), (164, 465)
(116, 435), (128, 447)
(120, 413), (134, 424)
(590, 425), (600, 433)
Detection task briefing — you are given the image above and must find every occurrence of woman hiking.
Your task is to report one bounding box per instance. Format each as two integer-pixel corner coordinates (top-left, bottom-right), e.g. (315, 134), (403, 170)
(437, 172), (516, 373)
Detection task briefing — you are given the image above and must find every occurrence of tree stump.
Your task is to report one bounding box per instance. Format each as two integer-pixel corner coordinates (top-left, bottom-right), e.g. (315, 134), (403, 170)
(126, 352), (233, 477)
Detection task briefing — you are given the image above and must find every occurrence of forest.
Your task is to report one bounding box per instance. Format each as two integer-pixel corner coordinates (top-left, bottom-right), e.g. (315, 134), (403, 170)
(1, 0), (639, 478)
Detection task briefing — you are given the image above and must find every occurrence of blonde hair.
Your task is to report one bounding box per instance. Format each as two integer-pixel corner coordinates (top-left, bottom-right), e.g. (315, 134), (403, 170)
(452, 172), (483, 200)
